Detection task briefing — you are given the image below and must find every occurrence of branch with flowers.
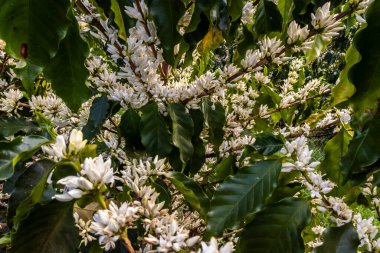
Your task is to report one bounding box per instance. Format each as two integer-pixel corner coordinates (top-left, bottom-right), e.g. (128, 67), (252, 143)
(0, 0), (380, 252)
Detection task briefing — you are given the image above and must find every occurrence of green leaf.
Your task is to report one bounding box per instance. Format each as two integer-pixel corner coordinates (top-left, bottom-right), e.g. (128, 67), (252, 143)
(7, 160), (55, 229)
(315, 223), (359, 253)
(10, 201), (78, 253)
(202, 99), (225, 153)
(168, 103), (194, 163)
(346, 0), (380, 115)
(236, 198), (311, 253)
(184, 109), (205, 175)
(0, 136), (49, 180)
(120, 108), (143, 148)
(341, 118), (380, 183)
(35, 112), (57, 139)
(14, 63), (43, 94)
(168, 172), (209, 218)
(206, 160), (282, 236)
(140, 102), (172, 157)
(209, 156), (235, 183)
(254, 0), (283, 35)
(44, 11), (91, 112)
(253, 132), (284, 156)
(0, 118), (40, 138)
(147, 0), (185, 65)
(83, 95), (110, 140)
(150, 177), (172, 209)
(320, 128), (352, 184)
(278, 0), (294, 34)
(228, 0), (244, 22)
(13, 160), (58, 230)
(332, 41), (360, 106)
(111, 0), (127, 41)
(0, 0), (71, 93)
(305, 34), (328, 63)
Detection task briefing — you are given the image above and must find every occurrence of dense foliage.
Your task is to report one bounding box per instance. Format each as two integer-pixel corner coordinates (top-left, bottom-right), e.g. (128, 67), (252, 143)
(0, 0), (379, 252)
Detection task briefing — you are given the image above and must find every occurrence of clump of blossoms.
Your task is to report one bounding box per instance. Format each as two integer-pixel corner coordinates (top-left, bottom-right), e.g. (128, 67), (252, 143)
(0, 0), (378, 252)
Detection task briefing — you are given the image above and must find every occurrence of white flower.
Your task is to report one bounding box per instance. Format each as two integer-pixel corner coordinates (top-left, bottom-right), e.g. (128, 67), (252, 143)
(81, 155), (115, 187)
(42, 135), (67, 159)
(91, 202), (139, 251)
(311, 3), (344, 40)
(55, 155), (114, 201)
(198, 238), (234, 253)
(69, 129), (87, 154)
(287, 21), (309, 44)
(241, 2), (255, 25)
(0, 89), (23, 113)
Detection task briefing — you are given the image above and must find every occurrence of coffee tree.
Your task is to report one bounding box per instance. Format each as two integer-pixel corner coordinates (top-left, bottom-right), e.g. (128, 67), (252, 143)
(0, 0), (379, 252)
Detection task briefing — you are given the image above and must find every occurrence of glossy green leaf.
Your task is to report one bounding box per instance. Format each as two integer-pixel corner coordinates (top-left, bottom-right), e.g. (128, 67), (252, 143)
(0, 0), (70, 93)
(120, 107), (143, 148)
(207, 160), (282, 236)
(150, 177), (172, 209)
(278, 0), (294, 34)
(140, 102), (172, 157)
(83, 95), (110, 140)
(168, 172), (209, 218)
(236, 198), (311, 253)
(14, 63), (43, 94)
(209, 156), (235, 183)
(332, 41), (360, 105)
(111, 0), (127, 41)
(253, 132), (284, 156)
(168, 103), (194, 163)
(0, 136), (49, 180)
(7, 160), (55, 229)
(0, 118), (40, 138)
(346, 0), (380, 115)
(202, 99), (225, 153)
(341, 118), (380, 183)
(184, 110), (205, 175)
(305, 34), (328, 63)
(10, 201), (78, 253)
(147, 0), (185, 65)
(254, 0), (283, 35)
(320, 128), (352, 184)
(44, 11), (91, 112)
(315, 223), (359, 253)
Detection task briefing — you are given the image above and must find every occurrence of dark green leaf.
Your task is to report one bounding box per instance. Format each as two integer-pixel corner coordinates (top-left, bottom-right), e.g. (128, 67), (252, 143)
(168, 172), (209, 218)
(346, 0), (380, 115)
(150, 177), (172, 209)
(316, 223), (359, 253)
(147, 0), (185, 65)
(44, 11), (91, 112)
(236, 198), (311, 253)
(0, 136), (49, 180)
(207, 160), (282, 236)
(7, 160), (55, 229)
(341, 118), (380, 183)
(168, 103), (194, 163)
(253, 132), (284, 156)
(0, 118), (40, 138)
(120, 108), (143, 148)
(320, 128), (352, 184)
(254, 0), (283, 35)
(140, 102), (172, 157)
(10, 201), (78, 253)
(83, 95), (110, 140)
(0, 0), (71, 94)
(209, 156), (235, 183)
(202, 99), (225, 153)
